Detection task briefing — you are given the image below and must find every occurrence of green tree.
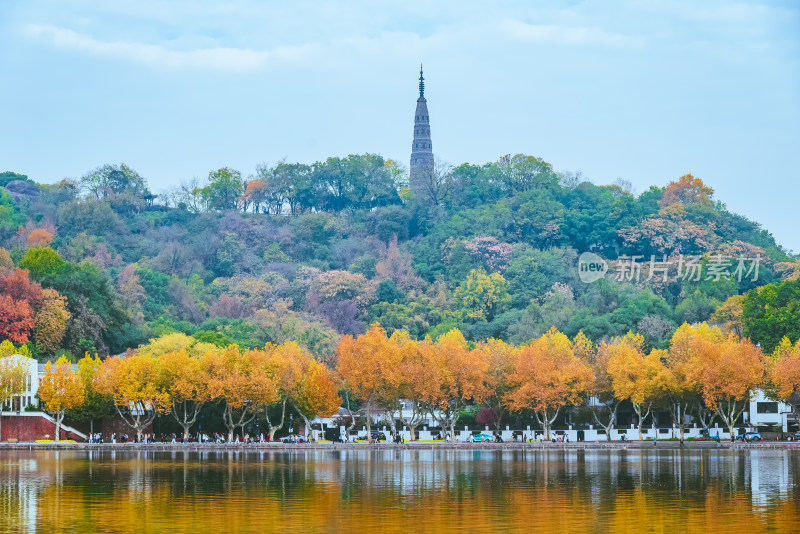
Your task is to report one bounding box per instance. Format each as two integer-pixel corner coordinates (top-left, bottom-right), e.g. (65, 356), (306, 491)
(742, 278), (800, 353)
(19, 247), (67, 281)
(454, 269), (511, 322)
(80, 163), (148, 199)
(200, 168), (244, 211)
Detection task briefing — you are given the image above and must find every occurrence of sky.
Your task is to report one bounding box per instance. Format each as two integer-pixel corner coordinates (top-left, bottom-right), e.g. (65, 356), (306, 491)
(1, 0), (798, 252)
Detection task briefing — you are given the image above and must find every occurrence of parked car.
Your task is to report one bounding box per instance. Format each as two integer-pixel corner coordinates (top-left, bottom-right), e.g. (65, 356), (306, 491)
(792, 431), (800, 441)
(472, 432), (494, 442)
(736, 432), (762, 442)
(280, 435), (307, 444)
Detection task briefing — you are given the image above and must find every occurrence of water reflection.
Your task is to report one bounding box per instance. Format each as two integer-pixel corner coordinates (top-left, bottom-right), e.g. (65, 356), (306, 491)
(0, 449), (798, 533)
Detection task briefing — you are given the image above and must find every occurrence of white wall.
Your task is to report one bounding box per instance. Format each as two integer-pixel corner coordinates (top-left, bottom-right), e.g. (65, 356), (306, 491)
(2, 355), (39, 411)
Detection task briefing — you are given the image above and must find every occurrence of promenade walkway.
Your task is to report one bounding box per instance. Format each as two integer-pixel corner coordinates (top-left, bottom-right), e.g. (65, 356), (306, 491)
(1, 441), (797, 451)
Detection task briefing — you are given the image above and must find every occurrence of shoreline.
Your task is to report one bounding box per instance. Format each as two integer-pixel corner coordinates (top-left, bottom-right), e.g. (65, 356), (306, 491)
(1, 441), (798, 451)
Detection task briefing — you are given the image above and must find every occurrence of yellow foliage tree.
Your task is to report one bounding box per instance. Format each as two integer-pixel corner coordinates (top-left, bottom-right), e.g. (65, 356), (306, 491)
(505, 328), (592, 440)
(394, 330), (437, 440)
(261, 342), (312, 438)
(336, 325), (403, 436)
(38, 356), (85, 441)
(137, 333), (219, 358)
(606, 332), (668, 440)
(158, 350), (214, 441)
(0, 354), (29, 441)
(681, 323), (764, 437)
(0, 340), (32, 359)
(33, 288), (71, 355)
(771, 337), (800, 423)
(476, 337), (517, 433)
(94, 352), (172, 442)
(422, 329), (491, 439)
(292, 358), (341, 438)
(207, 346), (278, 441)
(710, 295), (745, 337)
(68, 353), (113, 435)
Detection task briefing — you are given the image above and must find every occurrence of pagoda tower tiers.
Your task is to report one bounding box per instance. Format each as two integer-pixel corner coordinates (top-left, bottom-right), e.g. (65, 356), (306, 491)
(409, 65), (434, 195)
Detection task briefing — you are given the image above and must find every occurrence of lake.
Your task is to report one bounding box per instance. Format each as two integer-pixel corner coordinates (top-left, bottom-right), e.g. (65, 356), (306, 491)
(0, 448), (797, 533)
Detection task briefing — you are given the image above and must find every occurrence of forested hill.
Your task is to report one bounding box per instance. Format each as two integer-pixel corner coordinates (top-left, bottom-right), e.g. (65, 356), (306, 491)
(0, 154), (797, 361)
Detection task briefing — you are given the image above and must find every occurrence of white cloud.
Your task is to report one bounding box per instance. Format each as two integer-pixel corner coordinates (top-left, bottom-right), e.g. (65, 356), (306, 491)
(25, 24), (296, 71)
(497, 19), (640, 47)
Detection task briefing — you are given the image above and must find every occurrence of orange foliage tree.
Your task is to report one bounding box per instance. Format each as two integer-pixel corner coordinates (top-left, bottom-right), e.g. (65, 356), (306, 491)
(476, 337), (517, 432)
(262, 341), (311, 438)
(38, 356), (85, 440)
(664, 323), (708, 439)
(658, 174), (714, 208)
(208, 346), (278, 441)
(27, 228), (54, 247)
(422, 329), (491, 439)
(394, 330), (436, 440)
(94, 352), (172, 442)
(771, 338), (800, 423)
(336, 325), (403, 436)
(576, 332), (622, 437)
(292, 357), (341, 437)
(606, 332), (667, 440)
(505, 328), (592, 440)
(682, 323), (764, 437)
(158, 349), (214, 441)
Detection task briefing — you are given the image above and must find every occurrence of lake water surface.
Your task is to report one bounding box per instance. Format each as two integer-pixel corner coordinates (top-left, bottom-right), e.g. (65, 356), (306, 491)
(0, 448), (798, 533)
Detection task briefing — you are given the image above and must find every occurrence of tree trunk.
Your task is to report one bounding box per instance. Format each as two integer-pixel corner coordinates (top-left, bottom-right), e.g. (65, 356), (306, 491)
(115, 404), (157, 443)
(591, 402), (618, 441)
(265, 399), (286, 440)
(534, 407), (559, 441)
(54, 411), (64, 441)
(172, 400), (203, 442)
(386, 410), (397, 436)
(290, 403), (311, 439)
(716, 398), (747, 438)
(694, 403), (716, 429)
(430, 402), (461, 442)
(398, 402), (425, 441)
(632, 402), (652, 441)
(344, 394), (357, 433)
(224, 404), (255, 442)
(667, 399), (689, 442)
(489, 399), (504, 433)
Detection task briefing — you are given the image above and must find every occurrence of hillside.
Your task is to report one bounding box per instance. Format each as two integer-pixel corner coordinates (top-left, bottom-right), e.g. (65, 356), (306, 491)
(0, 155), (795, 361)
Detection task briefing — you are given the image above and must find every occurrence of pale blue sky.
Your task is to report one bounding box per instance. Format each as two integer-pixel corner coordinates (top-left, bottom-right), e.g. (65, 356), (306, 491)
(1, 1), (798, 252)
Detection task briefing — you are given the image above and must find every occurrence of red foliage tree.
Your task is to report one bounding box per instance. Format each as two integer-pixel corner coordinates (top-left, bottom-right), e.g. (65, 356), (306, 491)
(0, 295), (35, 342)
(0, 268), (44, 307)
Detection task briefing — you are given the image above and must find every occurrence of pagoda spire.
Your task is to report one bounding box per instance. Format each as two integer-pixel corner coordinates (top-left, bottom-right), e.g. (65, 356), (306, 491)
(410, 65), (433, 197)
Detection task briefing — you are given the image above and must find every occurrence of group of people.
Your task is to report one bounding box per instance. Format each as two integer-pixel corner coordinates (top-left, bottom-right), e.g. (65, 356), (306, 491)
(83, 432), (268, 444)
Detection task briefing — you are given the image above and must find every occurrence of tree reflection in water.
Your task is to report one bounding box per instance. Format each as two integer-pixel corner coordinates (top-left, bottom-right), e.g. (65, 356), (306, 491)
(0, 449), (798, 533)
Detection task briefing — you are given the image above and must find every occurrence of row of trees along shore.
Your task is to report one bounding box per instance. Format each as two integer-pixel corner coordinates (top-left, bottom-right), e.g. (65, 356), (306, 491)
(8, 321), (800, 443)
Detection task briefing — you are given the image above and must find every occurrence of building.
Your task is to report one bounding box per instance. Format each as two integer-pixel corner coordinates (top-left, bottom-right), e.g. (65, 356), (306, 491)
(409, 65), (434, 197)
(1, 354), (39, 412)
(1, 355), (86, 442)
